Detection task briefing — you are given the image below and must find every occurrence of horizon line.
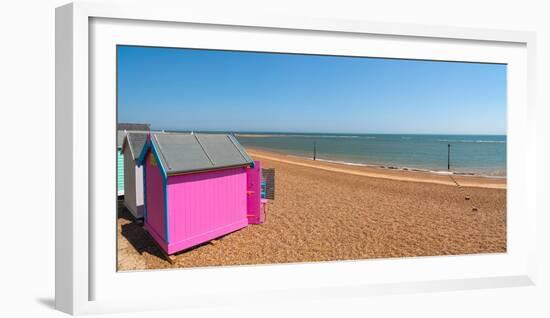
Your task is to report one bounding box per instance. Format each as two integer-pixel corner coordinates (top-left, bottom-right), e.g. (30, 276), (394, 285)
(153, 128), (507, 136)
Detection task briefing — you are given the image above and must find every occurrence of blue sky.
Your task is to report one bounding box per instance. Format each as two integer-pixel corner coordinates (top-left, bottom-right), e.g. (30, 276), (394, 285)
(117, 45), (507, 135)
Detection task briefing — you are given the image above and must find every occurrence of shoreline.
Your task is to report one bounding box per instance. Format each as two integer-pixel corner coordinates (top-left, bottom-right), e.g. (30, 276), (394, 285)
(246, 147), (506, 189)
(287, 154), (506, 179)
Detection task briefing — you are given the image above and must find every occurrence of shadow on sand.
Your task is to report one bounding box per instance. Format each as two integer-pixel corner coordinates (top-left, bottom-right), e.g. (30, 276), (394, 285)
(118, 207), (169, 263)
(118, 203), (229, 265)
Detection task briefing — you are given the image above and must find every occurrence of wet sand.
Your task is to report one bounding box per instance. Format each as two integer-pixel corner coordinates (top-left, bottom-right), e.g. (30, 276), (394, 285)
(247, 148), (506, 189)
(117, 149), (506, 271)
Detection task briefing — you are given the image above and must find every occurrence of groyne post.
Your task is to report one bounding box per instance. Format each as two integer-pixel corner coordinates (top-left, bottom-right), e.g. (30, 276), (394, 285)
(313, 141), (317, 160)
(447, 143), (451, 171)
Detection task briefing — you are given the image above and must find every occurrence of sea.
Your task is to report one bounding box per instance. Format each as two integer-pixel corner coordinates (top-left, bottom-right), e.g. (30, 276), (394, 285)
(234, 133), (507, 177)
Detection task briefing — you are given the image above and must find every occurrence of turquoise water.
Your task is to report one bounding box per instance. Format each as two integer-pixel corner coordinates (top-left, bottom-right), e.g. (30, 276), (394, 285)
(235, 133), (507, 177)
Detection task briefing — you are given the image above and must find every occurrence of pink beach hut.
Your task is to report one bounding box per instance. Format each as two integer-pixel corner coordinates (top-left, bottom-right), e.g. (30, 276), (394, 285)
(137, 133), (264, 255)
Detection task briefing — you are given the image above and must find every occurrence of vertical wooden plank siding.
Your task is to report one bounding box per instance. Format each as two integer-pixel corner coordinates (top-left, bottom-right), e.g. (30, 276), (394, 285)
(123, 146), (137, 217)
(166, 167), (249, 254)
(144, 150), (166, 244)
(116, 148), (124, 195)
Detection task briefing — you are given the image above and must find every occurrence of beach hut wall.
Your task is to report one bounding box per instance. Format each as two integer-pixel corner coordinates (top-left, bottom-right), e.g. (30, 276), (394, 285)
(121, 132), (149, 218)
(117, 123), (150, 196)
(137, 133), (261, 255)
(117, 148), (125, 196)
(117, 131), (127, 196)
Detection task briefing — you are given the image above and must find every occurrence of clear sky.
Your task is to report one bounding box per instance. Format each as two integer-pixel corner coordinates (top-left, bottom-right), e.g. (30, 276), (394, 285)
(117, 45), (507, 135)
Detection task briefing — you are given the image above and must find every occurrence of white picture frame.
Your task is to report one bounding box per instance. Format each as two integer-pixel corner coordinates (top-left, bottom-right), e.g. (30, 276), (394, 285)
(55, 2), (537, 315)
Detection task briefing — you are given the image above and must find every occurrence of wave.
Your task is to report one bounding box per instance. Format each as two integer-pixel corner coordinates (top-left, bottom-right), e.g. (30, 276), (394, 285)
(314, 158), (371, 167)
(296, 135), (363, 139)
(285, 154), (505, 177)
(237, 134), (364, 138)
(437, 139), (505, 143)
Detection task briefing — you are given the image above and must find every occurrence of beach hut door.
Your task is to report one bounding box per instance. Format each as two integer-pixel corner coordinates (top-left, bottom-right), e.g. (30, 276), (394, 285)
(246, 161), (263, 224)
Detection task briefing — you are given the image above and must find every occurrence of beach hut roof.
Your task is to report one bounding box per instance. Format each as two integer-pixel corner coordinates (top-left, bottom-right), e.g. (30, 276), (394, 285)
(122, 132), (149, 162)
(117, 130), (154, 148)
(117, 131), (127, 148)
(140, 133), (254, 175)
(117, 123), (150, 148)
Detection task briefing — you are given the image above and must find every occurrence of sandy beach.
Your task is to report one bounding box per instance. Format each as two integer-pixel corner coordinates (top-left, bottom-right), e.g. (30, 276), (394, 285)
(117, 148), (506, 271)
